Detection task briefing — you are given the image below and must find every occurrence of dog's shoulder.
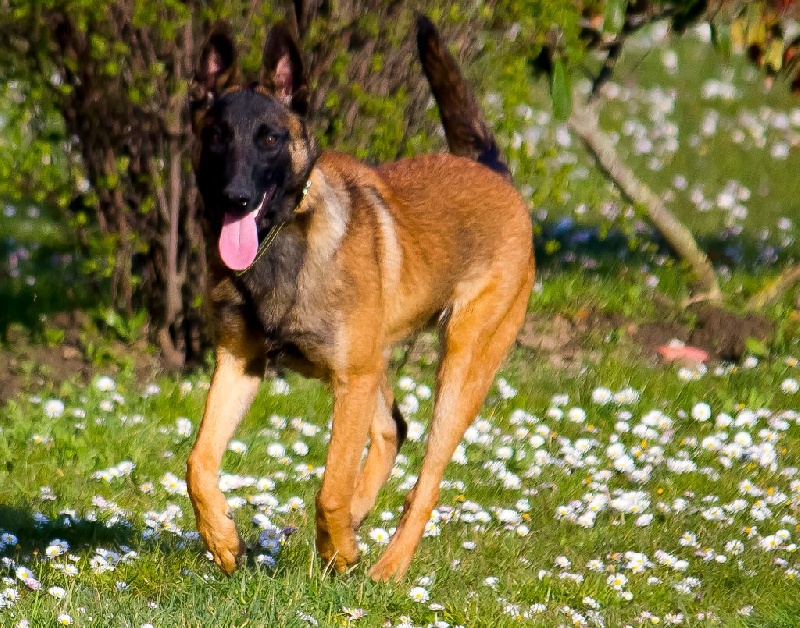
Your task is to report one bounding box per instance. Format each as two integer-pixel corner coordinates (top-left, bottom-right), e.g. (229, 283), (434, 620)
(309, 151), (382, 194)
(315, 150), (363, 173)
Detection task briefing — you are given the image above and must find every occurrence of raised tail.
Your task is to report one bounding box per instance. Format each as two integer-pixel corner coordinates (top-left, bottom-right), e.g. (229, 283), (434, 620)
(415, 14), (509, 177)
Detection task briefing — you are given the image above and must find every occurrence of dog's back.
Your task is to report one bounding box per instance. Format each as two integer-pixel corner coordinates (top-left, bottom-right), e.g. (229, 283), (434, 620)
(347, 15), (533, 343)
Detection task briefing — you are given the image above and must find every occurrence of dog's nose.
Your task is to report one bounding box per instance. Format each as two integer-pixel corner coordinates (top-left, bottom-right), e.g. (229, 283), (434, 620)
(223, 188), (251, 210)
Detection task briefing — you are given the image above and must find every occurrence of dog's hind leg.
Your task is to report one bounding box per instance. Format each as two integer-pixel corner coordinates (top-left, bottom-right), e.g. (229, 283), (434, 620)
(368, 266), (532, 582)
(186, 345), (265, 574)
(350, 374), (407, 529)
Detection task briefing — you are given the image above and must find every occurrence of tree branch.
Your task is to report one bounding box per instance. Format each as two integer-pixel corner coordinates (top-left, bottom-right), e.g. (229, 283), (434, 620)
(568, 100), (722, 305)
(747, 264), (800, 310)
(584, 4), (679, 100)
(590, 35), (626, 100)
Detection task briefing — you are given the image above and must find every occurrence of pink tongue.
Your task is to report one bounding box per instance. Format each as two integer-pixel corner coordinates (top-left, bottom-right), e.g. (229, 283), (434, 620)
(219, 211), (258, 270)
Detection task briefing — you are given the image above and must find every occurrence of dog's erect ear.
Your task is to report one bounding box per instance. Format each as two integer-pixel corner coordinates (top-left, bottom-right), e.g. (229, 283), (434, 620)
(259, 22), (309, 116)
(190, 22), (239, 127)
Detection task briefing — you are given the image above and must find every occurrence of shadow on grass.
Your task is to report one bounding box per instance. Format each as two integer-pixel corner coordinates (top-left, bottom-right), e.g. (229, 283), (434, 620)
(0, 502), (305, 589)
(0, 241), (101, 340)
(0, 505), (137, 553)
(533, 217), (791, 272)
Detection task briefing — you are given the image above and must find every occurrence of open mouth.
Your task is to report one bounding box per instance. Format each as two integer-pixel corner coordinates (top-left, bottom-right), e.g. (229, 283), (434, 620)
(218, 184), (276, 271)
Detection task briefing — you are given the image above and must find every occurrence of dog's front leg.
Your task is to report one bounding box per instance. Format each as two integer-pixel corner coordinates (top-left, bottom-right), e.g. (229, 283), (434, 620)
(315, 371), (379, 572)
(187, 346), (264, 574)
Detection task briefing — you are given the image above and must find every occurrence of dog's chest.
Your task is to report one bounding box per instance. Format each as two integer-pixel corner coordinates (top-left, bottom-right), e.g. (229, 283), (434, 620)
(238, 233), (342, 368)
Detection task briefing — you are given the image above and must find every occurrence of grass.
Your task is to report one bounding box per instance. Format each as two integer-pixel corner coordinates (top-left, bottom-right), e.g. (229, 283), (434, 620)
(2, 27), (800, 628)
(4, 344), (800, 626)
(491, 27), (800, 282)
(0, 204), (96, 338)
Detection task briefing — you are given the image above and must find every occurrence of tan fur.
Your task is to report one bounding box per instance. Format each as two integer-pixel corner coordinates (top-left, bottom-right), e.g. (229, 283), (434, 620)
(188, 148), (534, 579)
(187, 20), (535, 582)
(350, 376), (398, 527)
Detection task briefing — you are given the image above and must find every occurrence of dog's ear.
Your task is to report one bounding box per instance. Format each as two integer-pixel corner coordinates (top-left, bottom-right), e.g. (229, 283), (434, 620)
(259, 22), (309, 116)
(190, 22), (239, 127)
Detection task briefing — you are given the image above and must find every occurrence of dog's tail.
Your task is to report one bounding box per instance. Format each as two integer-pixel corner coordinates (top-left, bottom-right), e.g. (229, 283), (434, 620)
(415, 14), (509, 177)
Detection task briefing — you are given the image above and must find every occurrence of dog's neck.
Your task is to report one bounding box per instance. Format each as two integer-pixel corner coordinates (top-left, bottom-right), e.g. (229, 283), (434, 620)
(236, 178), (313, 278)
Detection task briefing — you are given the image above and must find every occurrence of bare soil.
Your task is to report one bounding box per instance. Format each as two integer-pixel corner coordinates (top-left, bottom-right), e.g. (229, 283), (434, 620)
(517, 304), (774, 366)
(0, 304), (777, 405)
(0, 310), (160, 405)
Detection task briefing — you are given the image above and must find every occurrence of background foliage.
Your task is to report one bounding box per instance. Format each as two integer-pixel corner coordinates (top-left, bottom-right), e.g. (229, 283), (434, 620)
(0, 0), (562, 365)
(1, 0), (799, 366)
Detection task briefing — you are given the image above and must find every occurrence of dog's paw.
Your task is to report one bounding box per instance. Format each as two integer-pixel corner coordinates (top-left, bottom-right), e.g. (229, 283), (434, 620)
(198, 511), (246, 574)
(211, 532), (247, 575)
(368, 549), (413, 582)
(316, 529), (359, 573)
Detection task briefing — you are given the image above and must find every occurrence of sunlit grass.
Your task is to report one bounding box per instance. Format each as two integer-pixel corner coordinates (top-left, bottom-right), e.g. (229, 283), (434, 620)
(4, 335), (800, 625)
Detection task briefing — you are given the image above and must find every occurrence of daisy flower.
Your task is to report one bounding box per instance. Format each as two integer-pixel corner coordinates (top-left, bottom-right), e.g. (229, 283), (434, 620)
(227, 440), (248, 454)
(409, 586), (429, 602)
(369, 528), (390, 545)
(43, 399), (65, 418)
(48, 586), (66, 599)
(94, 376), (116, 392)
(781, 378), (799, 394)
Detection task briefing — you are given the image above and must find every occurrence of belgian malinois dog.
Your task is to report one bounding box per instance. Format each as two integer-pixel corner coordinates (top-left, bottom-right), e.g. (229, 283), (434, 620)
(187, 14), (534, 582)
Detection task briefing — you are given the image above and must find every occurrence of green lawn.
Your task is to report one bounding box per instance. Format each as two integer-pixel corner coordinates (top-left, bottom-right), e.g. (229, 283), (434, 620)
(4, 336), (800, 626)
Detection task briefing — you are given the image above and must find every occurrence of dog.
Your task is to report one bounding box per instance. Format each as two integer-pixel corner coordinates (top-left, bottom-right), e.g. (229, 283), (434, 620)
(186, 14), (534, 582)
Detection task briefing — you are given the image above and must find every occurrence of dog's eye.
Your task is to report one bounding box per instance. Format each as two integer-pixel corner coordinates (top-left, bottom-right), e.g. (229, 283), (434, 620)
(257, 126), (284, 149)
(208, 126), (226, 152)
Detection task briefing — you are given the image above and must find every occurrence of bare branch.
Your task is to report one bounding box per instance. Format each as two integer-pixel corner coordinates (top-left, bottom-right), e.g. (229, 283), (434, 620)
(584, 4), (679, 99)
(747, 265), (800, 310)
(590, 36), (626, 100)
(568, 100), (723, 305)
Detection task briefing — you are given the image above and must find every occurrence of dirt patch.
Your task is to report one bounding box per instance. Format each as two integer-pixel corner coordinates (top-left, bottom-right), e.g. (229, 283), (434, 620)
(0, 310), (161, 405)
(519, 304), (775, 366)
(0, 342), (90, 404)
(633, 320), (692, 354)
(517, 313), (607, 367)
(687, 304), (774, 362)
(518, 314), (574, 353)
(0, 302), (778, 404)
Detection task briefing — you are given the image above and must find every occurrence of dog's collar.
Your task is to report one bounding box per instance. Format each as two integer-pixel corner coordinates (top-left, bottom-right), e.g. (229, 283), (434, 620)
(233, 179), (312, 277)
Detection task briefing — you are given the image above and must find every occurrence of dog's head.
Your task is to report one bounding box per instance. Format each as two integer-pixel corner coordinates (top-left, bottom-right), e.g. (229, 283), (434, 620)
(190, 22), (316, 271)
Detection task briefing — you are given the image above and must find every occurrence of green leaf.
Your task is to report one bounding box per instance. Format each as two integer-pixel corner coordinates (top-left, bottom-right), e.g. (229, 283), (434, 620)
(710, 22), (731, 60)
(43, 327), (65, 347)
(604, 0), (627, 35)
(745, 337), (768, 357)
(544, 239), (561, 255)
(550, 57), (571, 121)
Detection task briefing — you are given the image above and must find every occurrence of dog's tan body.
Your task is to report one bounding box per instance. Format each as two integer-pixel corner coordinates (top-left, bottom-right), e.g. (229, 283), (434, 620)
(187, 17), (534, 582)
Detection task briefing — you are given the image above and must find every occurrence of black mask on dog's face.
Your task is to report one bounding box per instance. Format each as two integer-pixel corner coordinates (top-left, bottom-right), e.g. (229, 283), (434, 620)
(190, 22), (314, 271)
